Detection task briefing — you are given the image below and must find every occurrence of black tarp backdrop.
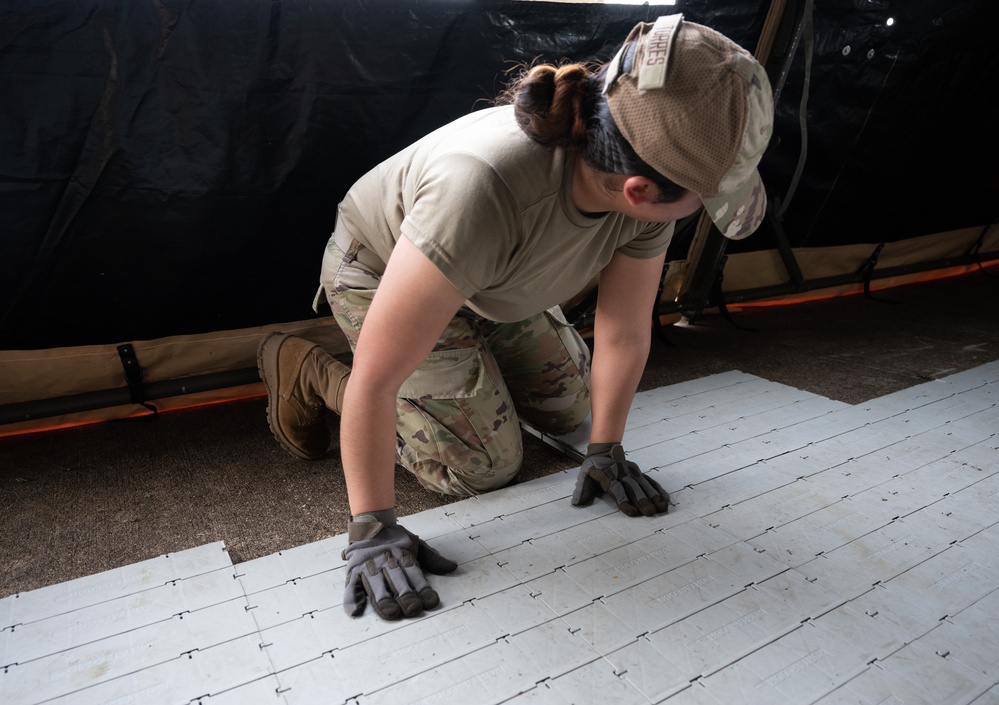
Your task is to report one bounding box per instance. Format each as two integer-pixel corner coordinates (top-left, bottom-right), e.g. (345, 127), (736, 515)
(741, 0), (999, 255)
(1, 0), (996, 351)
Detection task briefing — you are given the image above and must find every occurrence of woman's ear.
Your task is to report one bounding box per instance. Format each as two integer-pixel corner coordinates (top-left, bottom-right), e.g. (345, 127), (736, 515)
(621, 176), (658, 207)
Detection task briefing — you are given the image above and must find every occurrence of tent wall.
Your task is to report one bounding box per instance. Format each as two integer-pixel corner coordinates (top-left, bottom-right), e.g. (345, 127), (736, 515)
(0, 319), (346, 436)
(716, 225), (998, 304)
(1, 0), (997, 430)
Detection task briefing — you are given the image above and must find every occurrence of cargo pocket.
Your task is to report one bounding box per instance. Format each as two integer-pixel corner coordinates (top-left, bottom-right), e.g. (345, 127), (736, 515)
(543, 305), (591, 381)
(398, 346), (485, 400)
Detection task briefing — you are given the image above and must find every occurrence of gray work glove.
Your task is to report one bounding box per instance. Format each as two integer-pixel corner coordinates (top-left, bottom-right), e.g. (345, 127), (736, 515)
(341, 509), (457, 620)
(571, 443), (670, 517)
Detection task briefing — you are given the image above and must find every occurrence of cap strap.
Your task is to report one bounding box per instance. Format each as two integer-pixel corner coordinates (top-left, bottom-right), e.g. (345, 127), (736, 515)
(637, 14), (683, 91)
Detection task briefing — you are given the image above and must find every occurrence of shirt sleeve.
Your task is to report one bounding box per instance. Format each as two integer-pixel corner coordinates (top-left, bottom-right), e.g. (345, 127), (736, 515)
(400, 153), (520, 298)
(617, 220), (676, 259)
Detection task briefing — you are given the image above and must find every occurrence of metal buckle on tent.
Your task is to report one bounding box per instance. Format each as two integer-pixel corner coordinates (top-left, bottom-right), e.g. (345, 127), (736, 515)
(858, 243), (899, 304)
(117, 344), (158, 415)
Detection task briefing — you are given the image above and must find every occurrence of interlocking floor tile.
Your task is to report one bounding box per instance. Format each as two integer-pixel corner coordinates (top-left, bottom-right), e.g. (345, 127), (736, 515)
(4, 366), (998, 705)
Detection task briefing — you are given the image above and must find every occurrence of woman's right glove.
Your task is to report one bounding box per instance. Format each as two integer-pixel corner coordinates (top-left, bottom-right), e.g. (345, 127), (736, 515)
(341, 510), (457, 620)
(571, 442), (670, 517)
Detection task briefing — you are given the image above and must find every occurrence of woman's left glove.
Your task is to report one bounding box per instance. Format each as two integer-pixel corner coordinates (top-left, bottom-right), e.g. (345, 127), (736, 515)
(571, 443), (670, 517)
(341, 510), (458, 620)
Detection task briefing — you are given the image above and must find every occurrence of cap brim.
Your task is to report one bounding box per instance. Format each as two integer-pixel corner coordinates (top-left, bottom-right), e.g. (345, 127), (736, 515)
(701, 169), (767, 241)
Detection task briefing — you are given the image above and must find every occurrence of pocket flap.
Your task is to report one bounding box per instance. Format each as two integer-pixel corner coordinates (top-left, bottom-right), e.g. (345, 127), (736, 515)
(398, 346), (484, 400)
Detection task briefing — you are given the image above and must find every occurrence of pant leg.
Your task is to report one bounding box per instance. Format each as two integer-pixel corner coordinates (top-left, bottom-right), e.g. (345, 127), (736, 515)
(480, 306), (591, 435)
(320, 233), (524, 497)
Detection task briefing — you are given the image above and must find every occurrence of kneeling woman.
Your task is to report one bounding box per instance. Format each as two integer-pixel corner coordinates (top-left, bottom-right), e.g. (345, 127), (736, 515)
(259, 15), (773, 620)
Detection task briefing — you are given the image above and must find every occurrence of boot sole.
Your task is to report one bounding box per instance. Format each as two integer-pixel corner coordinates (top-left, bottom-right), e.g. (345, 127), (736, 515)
(256, 332), (326, 460)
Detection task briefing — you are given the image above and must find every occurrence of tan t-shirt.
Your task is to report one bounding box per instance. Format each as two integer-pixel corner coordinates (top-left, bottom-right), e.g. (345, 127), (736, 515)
(337, 105), (674, 322)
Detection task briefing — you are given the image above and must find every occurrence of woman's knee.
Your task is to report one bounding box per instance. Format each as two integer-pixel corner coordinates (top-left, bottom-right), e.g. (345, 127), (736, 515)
(516, 391), (591, 436)
(396, 431), (523, 496)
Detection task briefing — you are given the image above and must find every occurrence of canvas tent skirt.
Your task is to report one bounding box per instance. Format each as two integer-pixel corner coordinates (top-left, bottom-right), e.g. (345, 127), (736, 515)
(315, 227), (591, 497)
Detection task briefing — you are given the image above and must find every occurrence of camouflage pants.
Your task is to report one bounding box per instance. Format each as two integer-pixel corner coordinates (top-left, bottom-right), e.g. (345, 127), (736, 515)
(317, 231), (591, 497)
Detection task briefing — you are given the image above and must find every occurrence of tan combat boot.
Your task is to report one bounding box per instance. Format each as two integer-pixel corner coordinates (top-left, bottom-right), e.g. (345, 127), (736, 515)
(257, 332), (350, 460)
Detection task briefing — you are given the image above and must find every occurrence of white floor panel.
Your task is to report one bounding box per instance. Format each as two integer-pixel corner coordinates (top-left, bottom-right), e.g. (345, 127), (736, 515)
(543, 656), (654, 705)
(2, 566), (244, 666)
(4, 366), (998, 705)
(691, 621), (865, 705)
(814, 640), (993, 705)
(973, 685), (999, 705)
(0, 542), (230, 629)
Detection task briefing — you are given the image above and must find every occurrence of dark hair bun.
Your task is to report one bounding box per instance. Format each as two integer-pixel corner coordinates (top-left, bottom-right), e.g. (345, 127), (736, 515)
(507, 64), (590, 148)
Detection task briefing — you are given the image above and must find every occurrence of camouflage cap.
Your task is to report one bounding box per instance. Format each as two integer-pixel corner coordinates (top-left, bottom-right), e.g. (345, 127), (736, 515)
(603, 15), (774, 240)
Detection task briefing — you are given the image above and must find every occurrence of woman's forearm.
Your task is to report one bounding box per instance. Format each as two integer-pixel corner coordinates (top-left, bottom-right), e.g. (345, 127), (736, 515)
(588, 329), (650, 443)
(339, 373), (400, 516)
